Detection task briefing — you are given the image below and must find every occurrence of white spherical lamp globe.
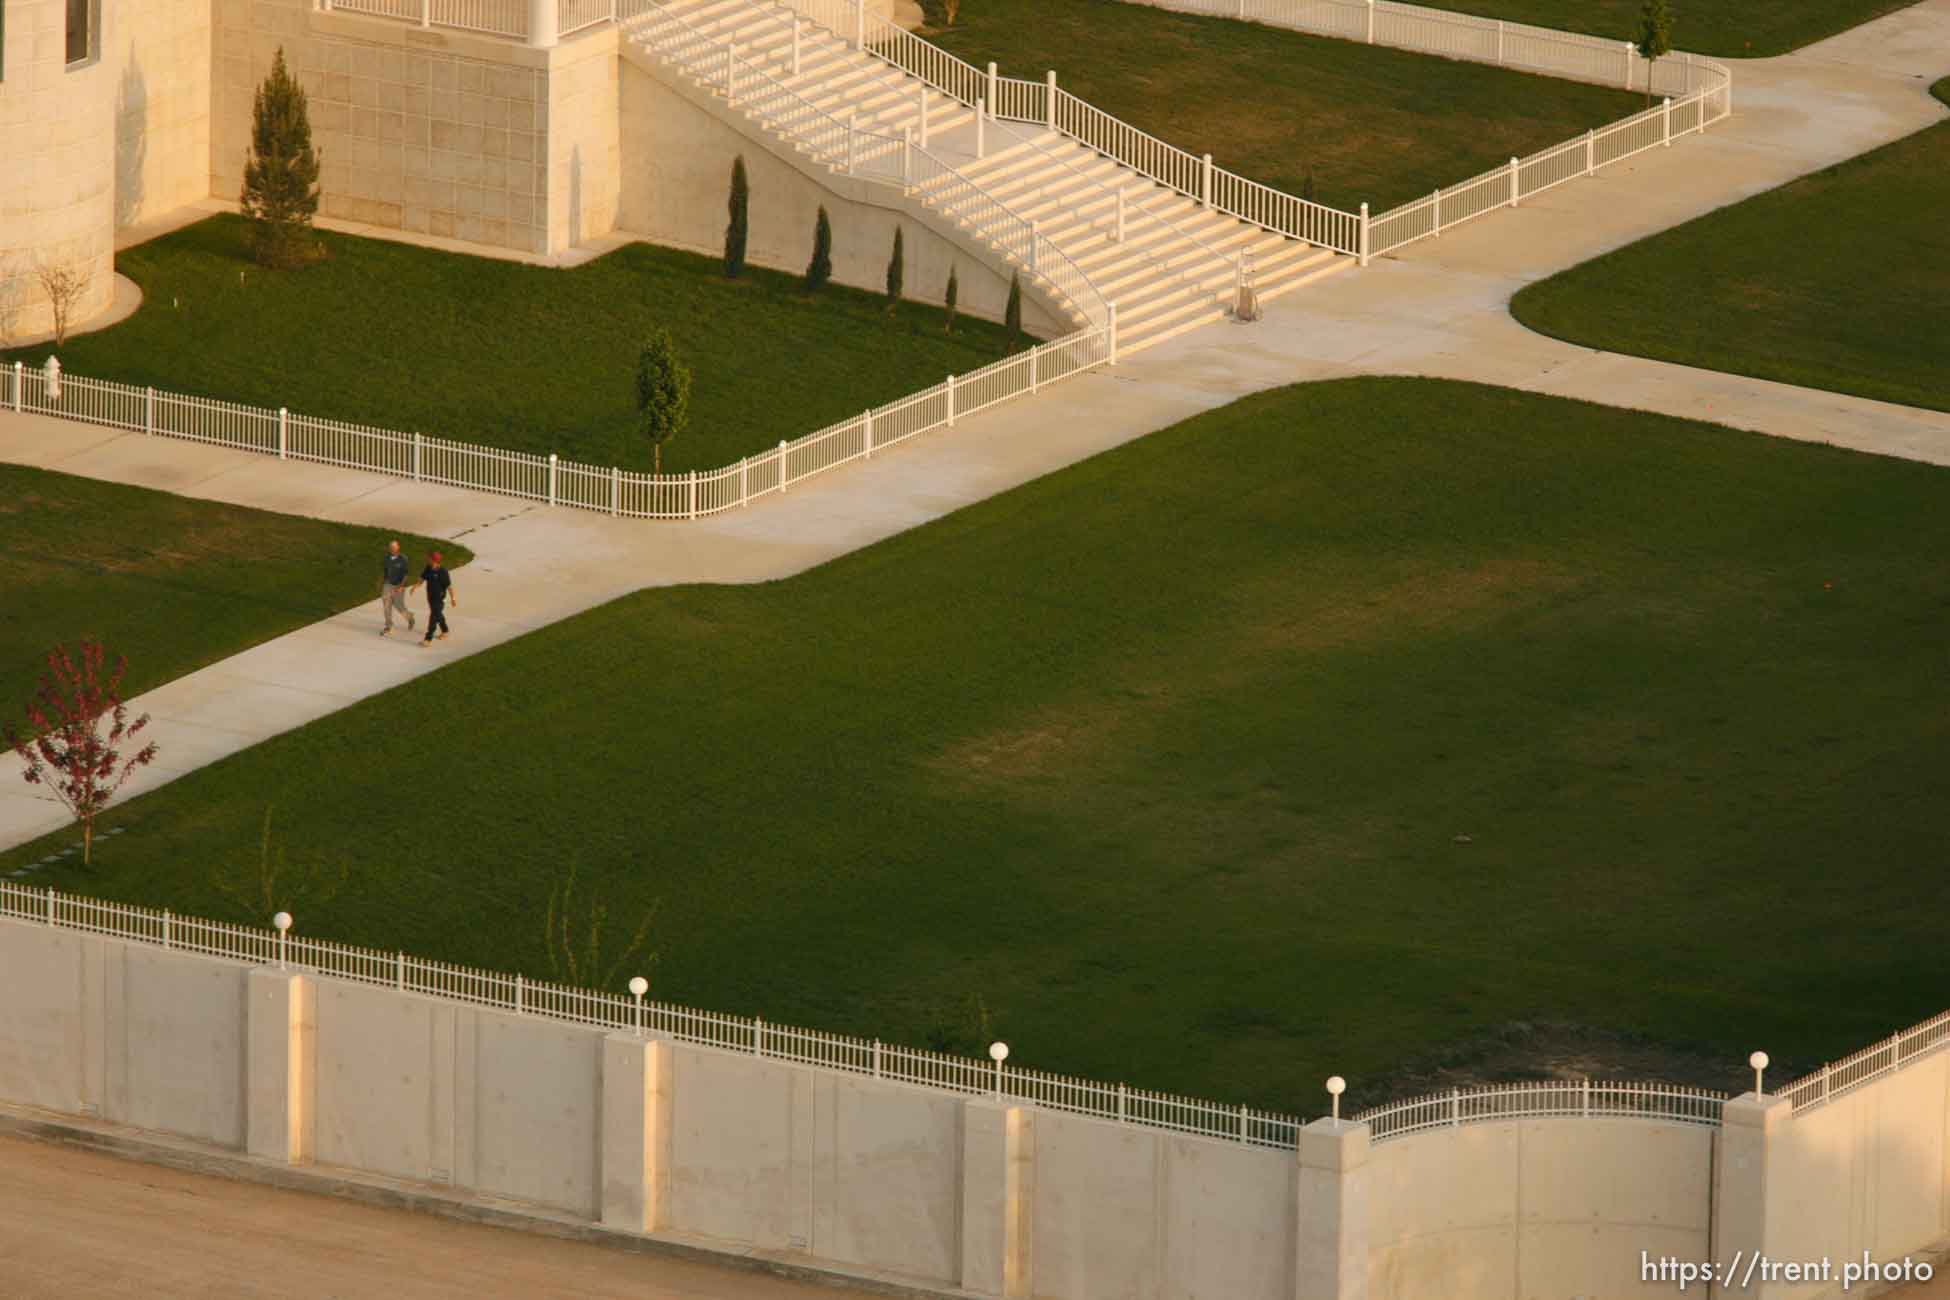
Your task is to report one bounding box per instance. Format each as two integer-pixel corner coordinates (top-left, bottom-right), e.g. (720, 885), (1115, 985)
(628, 977), (649, 998)
(988, 1041), (1010, 1063)
(272, 911), (292, 933)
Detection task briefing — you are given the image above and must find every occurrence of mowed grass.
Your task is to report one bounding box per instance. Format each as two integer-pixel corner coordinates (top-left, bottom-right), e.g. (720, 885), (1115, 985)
(1396, 0), (1921, 56)
(1513, 79), (1950, 414)
(11, 378), (1948, 1111)
(924, 0), (1643, 211)
(3, 215), (1019, 475)
(0, 464), (470, 704)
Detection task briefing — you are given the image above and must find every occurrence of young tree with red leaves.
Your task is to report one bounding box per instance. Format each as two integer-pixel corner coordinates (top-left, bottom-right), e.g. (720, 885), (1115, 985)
(6, 641), (159, 866)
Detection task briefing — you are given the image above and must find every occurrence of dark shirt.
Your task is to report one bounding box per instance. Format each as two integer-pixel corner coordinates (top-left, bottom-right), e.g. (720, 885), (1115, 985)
(383, 553), (409, 587)
(420, 564), (452, 605)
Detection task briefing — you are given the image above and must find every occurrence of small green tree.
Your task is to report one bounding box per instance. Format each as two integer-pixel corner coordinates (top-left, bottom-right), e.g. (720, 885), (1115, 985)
(724, 155), (749, 278)
(885, 226), (905, 312)
(1635, 0), (1674, 106)
(635, 330), (692, 475)
(542, 860), (659, 992)
(240, 47), (322, 270)
(805, 206), (834, 293)
(1004, 269), (1022, 347)
(944, 265), (959, 333)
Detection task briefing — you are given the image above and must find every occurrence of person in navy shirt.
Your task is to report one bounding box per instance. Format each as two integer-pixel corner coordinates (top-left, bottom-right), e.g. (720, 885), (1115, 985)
(413, 551), (458, 646)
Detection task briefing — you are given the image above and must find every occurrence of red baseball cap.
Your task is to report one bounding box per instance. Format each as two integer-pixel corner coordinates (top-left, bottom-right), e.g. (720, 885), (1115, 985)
(430, 551), (443, 563)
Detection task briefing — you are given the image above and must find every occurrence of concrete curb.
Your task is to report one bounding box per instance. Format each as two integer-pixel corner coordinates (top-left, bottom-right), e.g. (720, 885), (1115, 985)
(0, 1106), (974, 1300)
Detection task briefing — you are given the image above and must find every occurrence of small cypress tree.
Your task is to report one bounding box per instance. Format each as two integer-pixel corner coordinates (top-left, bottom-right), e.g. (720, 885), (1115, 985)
(805, 206), (833, 293)
(636, 330), (693, 476)
(240, 47), (322, 270)
(885, 227), (905, 312)
(1004, 269), (1022, 347)
(724, 156), (749, 279)
(944, 265), (959, 334)
(1635, 0), (1674, 106)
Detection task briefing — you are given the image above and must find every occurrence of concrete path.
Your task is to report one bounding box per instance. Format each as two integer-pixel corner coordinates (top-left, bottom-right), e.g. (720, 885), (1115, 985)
(3, 1), (1947, 854)
(0, 1132), (882, 1299)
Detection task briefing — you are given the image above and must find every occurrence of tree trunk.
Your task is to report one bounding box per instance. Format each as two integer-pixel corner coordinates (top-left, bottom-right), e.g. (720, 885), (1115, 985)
(83, 818), (93, 866)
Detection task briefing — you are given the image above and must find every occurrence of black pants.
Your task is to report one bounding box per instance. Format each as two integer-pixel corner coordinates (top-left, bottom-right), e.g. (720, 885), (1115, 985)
(424, 602), (449, 641)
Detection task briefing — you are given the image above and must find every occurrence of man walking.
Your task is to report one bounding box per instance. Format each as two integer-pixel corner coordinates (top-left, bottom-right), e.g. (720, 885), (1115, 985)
(415, 550), (458, 647)
(379, 540), (415, 637)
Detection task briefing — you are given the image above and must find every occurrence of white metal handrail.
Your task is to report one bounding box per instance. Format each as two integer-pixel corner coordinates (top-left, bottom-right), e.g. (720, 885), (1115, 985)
(1777, 1008), (1950, 1116)
(0, 882), (1300, 1151)
(1355, 1078), (1729, 1144)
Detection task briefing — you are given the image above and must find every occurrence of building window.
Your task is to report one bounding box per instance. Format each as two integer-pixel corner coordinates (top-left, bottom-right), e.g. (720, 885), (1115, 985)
(67, 0), (100, 68)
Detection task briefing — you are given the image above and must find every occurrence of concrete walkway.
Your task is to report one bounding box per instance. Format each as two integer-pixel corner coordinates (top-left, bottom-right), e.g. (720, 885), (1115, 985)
(3, 1), (1947, 854)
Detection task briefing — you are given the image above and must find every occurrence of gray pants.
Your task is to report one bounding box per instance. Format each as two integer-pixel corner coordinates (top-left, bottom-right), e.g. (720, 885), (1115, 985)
(381, 584), (415, 631)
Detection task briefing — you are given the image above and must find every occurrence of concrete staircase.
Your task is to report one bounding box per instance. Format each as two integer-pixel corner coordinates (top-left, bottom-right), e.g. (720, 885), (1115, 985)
(626, 0), (1350, 354)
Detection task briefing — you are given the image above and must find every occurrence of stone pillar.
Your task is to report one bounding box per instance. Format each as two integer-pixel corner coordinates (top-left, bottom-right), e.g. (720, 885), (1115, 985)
(245, 968), (315, 1164)
(1713, 1094), (1794, 1299)
(600, 1033), (671, 1233)
(1297, 1118), (1370, 1300)
(961, 1100), (1035, 1297)
(529, 0), (560, 47)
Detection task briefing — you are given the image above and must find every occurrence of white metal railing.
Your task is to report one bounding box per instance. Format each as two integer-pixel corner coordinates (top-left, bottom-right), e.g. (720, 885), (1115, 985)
(1355, 1078), (1729, 1144)
(322, 0), (530, 40)
(0, 882), (1301, 1151)
(1777, 1008), (1950, 1116)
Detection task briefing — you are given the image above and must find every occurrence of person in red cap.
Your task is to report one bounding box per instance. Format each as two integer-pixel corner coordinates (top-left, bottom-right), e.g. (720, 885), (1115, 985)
(412, 550), (458, 647)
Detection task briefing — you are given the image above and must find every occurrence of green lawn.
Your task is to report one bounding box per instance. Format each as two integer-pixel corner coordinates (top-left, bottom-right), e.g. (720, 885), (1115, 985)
(3, 216), (1019, 476)
(1512, 79), (1950, 414)
(0, 464), (470, 705)
(1399, 0), (1920, 57)
(923, 0), (1642, 211)
(10, 378), (1947, 1112)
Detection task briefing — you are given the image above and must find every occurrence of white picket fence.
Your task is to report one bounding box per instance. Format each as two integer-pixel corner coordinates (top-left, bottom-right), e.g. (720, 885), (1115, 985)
(1356, 1078), (1729, 1144)
(1, 325), (1108, 521)
(1777, 1007), (1950, 1116)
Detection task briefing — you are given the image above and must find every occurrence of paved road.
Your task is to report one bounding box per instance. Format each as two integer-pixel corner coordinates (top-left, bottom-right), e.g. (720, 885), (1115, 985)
(3, 2), (1946, 856)
(0, 1134), (881, 1300)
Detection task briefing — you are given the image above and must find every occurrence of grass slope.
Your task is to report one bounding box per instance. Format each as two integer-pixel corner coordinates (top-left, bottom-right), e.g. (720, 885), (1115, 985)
(11, 378), (1947, 1111)
(1397, 0), (1920, 57)
(3, 216), (1019, 476)
(0, 464), (470, 704)
(1512, 79), (1950, 414)
(924, 0), (1641, 211)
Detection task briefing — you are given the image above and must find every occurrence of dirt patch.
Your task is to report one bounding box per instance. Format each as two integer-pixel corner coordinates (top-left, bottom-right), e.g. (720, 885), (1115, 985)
(1359, 1020), (1811, 1108)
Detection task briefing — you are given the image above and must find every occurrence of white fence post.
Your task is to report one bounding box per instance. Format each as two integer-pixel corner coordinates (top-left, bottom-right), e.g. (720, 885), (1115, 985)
(277, 406), (288, 460)
(515, 974), (525, 1014)
(1365, 0), (1375, 43)
(873, 1040), (883, 1077)
(396, 951), (405, 990)
(1200, 153), (1213, 208)
(548, 453), (558, 506)
(847, 111), (857, 173)
(1045, 70), (1057, 130)
(1358, 201), (1369, 267)
(1585, 127), (1596, 176)
(1622, 40), (1633, 89)
(45, 889), (55, 926)
(161, 909), (171, 949)
(610, 465), (619, 515)
(688, 469), (697, 519)
(777, 440), (788, 492)
(975, 98), (986, 158)
(12, 361), (21, 413)
(1494, 19), (1503, 63)
(753, 1016), (764, 1054)
(863, 408), (874, 459)
(1431, 189), (1441, 237)
(1663, 96), (1672, 146)
(419, 0), (430, 28)
(1107, 302), (1118, 367)
(902, 126), (913, 185)
(852, 0), (863, 48)
(412, 431), (423, 481)
(739, 455), (749, 507)
(144, 386), (155, 435)
(1030, 220), (1040, 272)
(1450, 1087), (1461, 1126)
(726, 42), (738, 106)
(1508, 156), (1519, 207)
(946, 374), (956, 427)
(791, 17), (801, 76)
(1029, 345), (1039, 396)
(987, 61), (999, 114)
